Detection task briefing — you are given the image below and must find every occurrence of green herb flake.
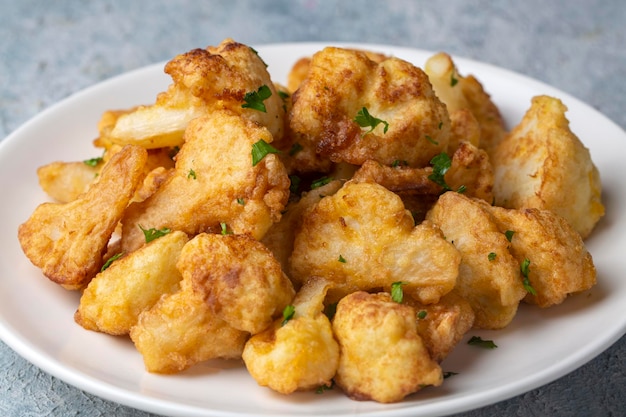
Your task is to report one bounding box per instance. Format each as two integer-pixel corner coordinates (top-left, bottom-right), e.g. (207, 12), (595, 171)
(443, 371), (459, 379)
(289, 175), (301, 194)
(450, 73), (459, 87)
(417, 310), (428, 320)
(467, 335), (498, 349)
(338, 254), (347, 263)
(428, 152), (452, 190)
(242, 84), (272, 112)
(139, 225), (171, 243)
(249, 47), (268, 67)
(251, 139), (281, 166)
(315, 382), (334, 394)
(311, 176), (332, 189)
(220, 222), (232, 235)
(289, 142), (303, 156)
(83, 156), (103, 167)
(281, 304), (296, 326)
(391, 281), (407, 303)
(278, 90), (290, 100)
(425, 135), (439, 145)
(488, 252), (497, 261)
(354, 107), (389, 135)
(520, 258), (537, 295)
(187, 168), (197, 180)
(236, 197), (245, 205)
(101, 252), (123, 272)
(505, 230), (515, 242)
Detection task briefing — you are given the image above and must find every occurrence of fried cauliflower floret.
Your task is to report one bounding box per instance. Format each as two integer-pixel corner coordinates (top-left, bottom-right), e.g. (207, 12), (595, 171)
(477, 202), (597, 307)
(333, 291), (443, 403)
(120, 110), (290, 253)
(426, 192), (527, 329)
(261, 179), (344, 275)
(405, 291), (475, 362)
(180, 233), (295, 334)
(351, 140), (493, 221)
(74, 231), (188, 335)
(18, 145), (148, 290)
(37, 160), (100, 203)
(492, 95), (604, 239)
(242, 277), (339, 394)
(289, 181), (460, 304)
(424, 52), (507, 154)
(107, 38), (285, 149)
(129, 236), (251, 374)
(288, 47), (451, 170)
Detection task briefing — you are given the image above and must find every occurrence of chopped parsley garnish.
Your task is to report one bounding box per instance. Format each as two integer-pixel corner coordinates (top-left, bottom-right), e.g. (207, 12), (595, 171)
(281, 304), (296, 326)
(251, 139), (281, 166)
(443, 371), (459, 379)
(520, 258), (537, 295)
(488, 252), (497, 261)
(417, 310), (427, 320)
(289, 175), (301, 194)
(467, 336), (497, 349)
(505, 230), (515, 242)
(187, 168), (197, 179)
(391, 281), (407, 303)
(236, 197), (245, 205)
(425, 135), (439, 145)
(311, 176), (332, 189)
(428, 152), (452, 190)
(101, 252), (123, 272)
(289, 142), (303, 156)
(249, 47), (268, 67)
(278, 90), (290, 100)
(220, 222), (231, 235)
(354, 107), (389, 135)
(139, 225), (171, 243)
(450, 73), (459, 87)
(338, 254), (347, 263)
(242, 84), (272, 112)
(83, 156), (103, 167)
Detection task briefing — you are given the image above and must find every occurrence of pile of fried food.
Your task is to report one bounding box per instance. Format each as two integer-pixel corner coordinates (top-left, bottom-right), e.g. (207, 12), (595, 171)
(18, 38), (604, 403)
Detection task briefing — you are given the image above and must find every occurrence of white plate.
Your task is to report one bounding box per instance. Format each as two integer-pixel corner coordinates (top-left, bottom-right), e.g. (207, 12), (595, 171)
(1, 43), (625, 417)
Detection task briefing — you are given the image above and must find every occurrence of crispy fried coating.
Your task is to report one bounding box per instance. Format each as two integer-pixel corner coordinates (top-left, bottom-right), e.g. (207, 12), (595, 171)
(18, 145), (148, 290)
(289, 181), (460, 304)
(261, 179), (344, 275)
(333, 291), (443, 403)
(37, 160), (100, 203)
(446, 141), (494, 203)
(424, 52), (507, 153)
(289, 47), (451, 169)
(426, 192), (526, 329)
(107, 38), (285, 149)
(406, 291), (475, 362)
(242, 277), (339, 394)
(181, 233), (295, 334)
(75, 231), (188, 335)
(129, 236), (252, 374)
(477, 202), (597, 307)
(492, 95), (604, 239)
(120, 110), (290, 253)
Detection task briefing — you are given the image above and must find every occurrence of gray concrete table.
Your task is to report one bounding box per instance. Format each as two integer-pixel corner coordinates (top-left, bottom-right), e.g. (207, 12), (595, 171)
(1, 1), (624, 416)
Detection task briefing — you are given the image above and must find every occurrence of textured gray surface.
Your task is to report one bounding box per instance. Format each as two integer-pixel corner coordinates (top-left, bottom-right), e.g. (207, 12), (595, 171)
(1, 1), (625, 416)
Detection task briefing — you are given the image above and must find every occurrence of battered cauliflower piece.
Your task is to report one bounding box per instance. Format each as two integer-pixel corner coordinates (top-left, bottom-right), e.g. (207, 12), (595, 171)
(478, 202), (597, 308)
(492, 95), (604, 239)
(120, 110), (290, 253)
(37, 160), (100, 203)
(129, 236), (251, 374)
(289, 181), (460, 304)
(180, 233), (295, 334)
(333, 291), (443, 403)
(107, 38), (286, 149)
(18, 145), (148, 290)
(74, 231), (188, 335)
(242, 277), (339, 394)
(288, 47), (451, 170)
(406, 291), (475, 362)
(424, 52), (507, 154)
(261, 179), (344, 275)
(426, 191), (527, 329)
